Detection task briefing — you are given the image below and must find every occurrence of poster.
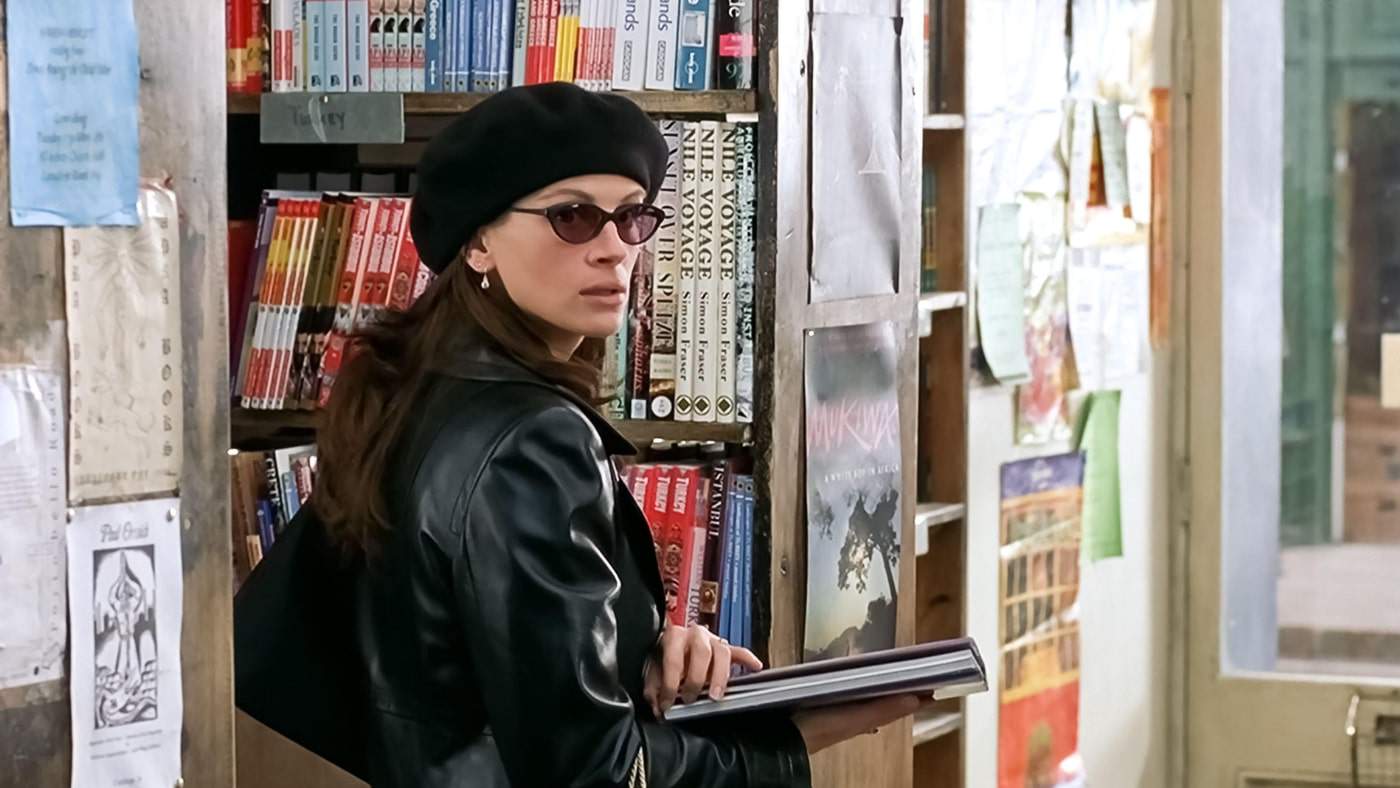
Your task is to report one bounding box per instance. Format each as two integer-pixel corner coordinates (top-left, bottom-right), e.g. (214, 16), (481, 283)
(6, 0), (140, 226)
(998, 454), (1085, 788)
(65, 181), (183, 503)
(67, 498), (184, 788)
(804, 322), (902, 661)
(977, 204), (1032, 384)
(809, 15), (901, 302)
(0, 366), (68, 690)
(1016, 196), (1073, 445)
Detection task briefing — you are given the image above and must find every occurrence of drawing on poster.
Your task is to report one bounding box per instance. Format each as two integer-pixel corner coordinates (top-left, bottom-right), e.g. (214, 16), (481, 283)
(92, 546), (158, 729)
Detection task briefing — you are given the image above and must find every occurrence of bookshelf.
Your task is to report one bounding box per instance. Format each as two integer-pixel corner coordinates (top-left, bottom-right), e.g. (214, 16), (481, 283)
(915, 0), (970, 785)
(227, 90), (758, 116)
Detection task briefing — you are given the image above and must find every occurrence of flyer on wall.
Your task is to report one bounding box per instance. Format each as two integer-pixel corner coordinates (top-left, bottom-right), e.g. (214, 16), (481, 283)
(67, 498), (183, 788)
(998, 454), (1086, 788)
(803, 321), (902, 662)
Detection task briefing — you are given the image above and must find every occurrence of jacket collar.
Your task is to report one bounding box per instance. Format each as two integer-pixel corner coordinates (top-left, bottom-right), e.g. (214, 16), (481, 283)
(433, 341), (637, 457)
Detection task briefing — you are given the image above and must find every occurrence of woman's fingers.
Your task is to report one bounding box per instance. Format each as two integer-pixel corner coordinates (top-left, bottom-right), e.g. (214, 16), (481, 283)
(707, 641), (733, 700)
(680, 626), (713, 704)
(657, 627), (688, 714)
(729, 645), (763, 672)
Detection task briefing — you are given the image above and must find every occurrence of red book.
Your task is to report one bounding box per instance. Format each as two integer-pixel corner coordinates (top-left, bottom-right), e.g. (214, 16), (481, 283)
(385, 198), (420, 312)
(647, 465), (682, 623)
(667, 465), (708, 627)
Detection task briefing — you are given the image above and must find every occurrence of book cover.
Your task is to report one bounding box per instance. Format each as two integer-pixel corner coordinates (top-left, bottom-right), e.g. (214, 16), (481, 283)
(272, 198), (321, 408)
(735, 123), (756, 423)
(668, 465), (706, 626)
(234, 195), (280, 399)
(249, 196), (305, 408)
(697, 458), (737, 630)
(647, 465), (680, 620)
(256, 0), (271, 91)
(674, 122), (700, 422)
(318, 196), (381, 405)
(308, 0), (327, 90)
(683, 476), (710, 626)
(326, 0), (349, 90)
(648, 120), (682, 420)
(397, 3), (415, 91)
(425, 0), (444, 89)
(239, 195), (288, 406)
(691, 120), (720, 423)
(714, 0), (752, 89)
(228, 216), (261, 390)
(803, 321), (902, 662)
(304, 196), (355, 407)
(286, 198), (335, 406)
(715, 122), (739, 423)
(295, 197), (344, 407)
(386, 199), (422, 311)
(627, 232), (653, 419)
(641, 0), (676, 90)
(673, 0), (710, 90)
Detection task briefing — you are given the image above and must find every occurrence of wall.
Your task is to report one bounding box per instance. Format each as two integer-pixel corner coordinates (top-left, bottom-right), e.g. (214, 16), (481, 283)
(960, 1), (1172, 786)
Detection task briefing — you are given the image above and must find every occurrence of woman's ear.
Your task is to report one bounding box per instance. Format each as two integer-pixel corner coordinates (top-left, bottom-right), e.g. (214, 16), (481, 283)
(465, 234), (492, 275)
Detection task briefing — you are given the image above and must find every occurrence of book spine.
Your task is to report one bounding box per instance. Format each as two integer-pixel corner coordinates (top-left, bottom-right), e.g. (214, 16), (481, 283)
(318, 197), (379, 405)
(648, 466), (681, 623)
(240, 198), (285, 407)
(511, 0), (528, 85)
(669, 466), (704, 627)
(274, 199), (319, 407)
(454, 0), (471, 90)
(387, 200), (421, 311)
(234, 196), (277, 399)
(326, 0), (348, 90)
(648, 119), (682, 420)
(385, 0), (402, 91)
(642, 0), (676, 90)
(718, 480), (740, 642)
(308, 0), (326, 90)
(715, 122), (738, 423)
(696, 460), (729, 629)
(263, 455), (288, 530)
(251, 198), (302, 409)
(305, 198), (353, 407)
(287, 198), (332, 406)
(685, 479), (709, 627)
(255, 499), (276, 553)
(735, 123), (755, 423)
(425, 0), (444, 89)
(398, 4), (415, 90)
(600, 0), (616, 90)
(443, 0), (458, 89)
(292, 0), (307, 89)
(674, 0), (710, 90)
(347, 0), (370, 90)
(543, 0), (561, 82)
(498, 0), (513, 89)
(469, 0), (487, 90)
(692, 120), (719, 423)
(738, 474), (753, 649)
(271, 0), (295, 91)
(578, 0), (593, 89)
(627, 234), (653, 419)
(674, 122), (700, 422)
(604, 320), (627, 420)
(229, 0), (248, 93)
(412, 3), (427, 91)
(369, 0), (385, 90)
(248, 0), (266, 92)
(714, 0), (751, 89)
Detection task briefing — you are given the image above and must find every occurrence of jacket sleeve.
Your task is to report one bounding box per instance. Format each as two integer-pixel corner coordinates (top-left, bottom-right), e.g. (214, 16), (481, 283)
(452, 405), (811, 788)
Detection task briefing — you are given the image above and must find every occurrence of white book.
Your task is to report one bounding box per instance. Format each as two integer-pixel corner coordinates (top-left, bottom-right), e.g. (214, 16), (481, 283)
(735, 124), (755, 422)
(412, 3), (427, 91)
(582, 0), (597, 90)
(599, 0), (615, 90)
(691, 121), (720, 423)
(326, 0), (349, 91)
(649, 120), (683, 420)
(511, 0), (529, 85)
(272, 0), (298, 91)
(348, 0), (371, 90)
(369, 0), (387, 90)
(642, 0), (677, 90)
(397, 3), (415, 89)
(292, 0), (308, 90)
(715, 122), (738, 423)
(308, 0), (327, 91)
(675, 122), (700, 422)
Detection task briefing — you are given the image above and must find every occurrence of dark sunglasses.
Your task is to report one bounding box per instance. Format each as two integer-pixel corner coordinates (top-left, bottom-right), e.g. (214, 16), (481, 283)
(509, 202), (667, 245)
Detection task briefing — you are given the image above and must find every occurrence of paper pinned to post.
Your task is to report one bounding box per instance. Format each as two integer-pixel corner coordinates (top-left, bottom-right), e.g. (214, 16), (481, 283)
(976, 204), (1031, 384)
(0, 366), (68, 691)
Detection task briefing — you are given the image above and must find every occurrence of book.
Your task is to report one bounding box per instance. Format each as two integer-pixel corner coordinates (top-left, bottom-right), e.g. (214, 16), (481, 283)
(675, 122), (700, 422)
(717, 476), (741, 642)
(511, 0), (528, 85)
(229, 0), (250, 92)
(641, 0), (677, 90)
(715, 122), (739, 423)
(604, 317), (628, 419)
(425, 0), (444, 90)
(327, 0), (349, 91)
(408, 1), (425, 91)
(714, 0), (752, 89)
(691, 120), (720, 423)
(647, 465), (680, 619)
(734, 123), (756, 423)
(668, 465), (707, 626)
(738, 472), (753, 648)
(308, 0), (327, 90)
(663, 638), (989, 722)
(697, 457), (736, 630)
(674, 0), (711, 90)
(369, 0), (387, 90)
(648, 120), (683, 420)
(627, 229), (654, 419)
(271, 0), (301, 91)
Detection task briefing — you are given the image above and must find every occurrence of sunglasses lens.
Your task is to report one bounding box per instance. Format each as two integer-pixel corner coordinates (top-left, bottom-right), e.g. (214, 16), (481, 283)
(615, 204), (665, 244)
(549, 204), (607, 243)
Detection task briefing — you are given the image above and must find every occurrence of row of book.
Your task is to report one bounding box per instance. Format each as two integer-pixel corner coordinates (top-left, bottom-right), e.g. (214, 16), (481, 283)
(622, 459), (754, 649)
(230, 191), (434, 410)
(605, 120), (756, 424)
(226, 0), (754, 95)
(230, 444), (319, 585)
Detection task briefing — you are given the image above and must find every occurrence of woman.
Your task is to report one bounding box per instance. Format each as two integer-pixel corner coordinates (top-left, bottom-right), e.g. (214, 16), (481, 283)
(237, 83), (920, 787)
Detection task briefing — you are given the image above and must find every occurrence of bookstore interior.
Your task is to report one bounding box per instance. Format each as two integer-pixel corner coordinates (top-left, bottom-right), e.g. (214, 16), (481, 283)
(8, 0), (1400, 785)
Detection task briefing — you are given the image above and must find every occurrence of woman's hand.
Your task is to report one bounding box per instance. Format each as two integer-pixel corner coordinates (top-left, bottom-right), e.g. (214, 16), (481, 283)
(643, 624), (764, 718)
(791, 695), (925, 754)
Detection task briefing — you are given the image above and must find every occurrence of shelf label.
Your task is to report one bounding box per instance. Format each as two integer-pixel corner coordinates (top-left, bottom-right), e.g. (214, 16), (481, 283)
(259, 93), (405, 145)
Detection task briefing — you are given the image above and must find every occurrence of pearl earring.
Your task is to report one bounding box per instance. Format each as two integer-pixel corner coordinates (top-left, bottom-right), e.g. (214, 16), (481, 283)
(480, 272), (490, 290)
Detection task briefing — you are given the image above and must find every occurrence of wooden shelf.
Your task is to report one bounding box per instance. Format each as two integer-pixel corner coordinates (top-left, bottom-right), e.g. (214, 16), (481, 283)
(228, 91), (757, 117)
(922, 114), (966, 130)
(912, 710), (964, 747)
(917, 291), (967, 338)
(914, 502), (965, 557)
(231, 407), (748, 446)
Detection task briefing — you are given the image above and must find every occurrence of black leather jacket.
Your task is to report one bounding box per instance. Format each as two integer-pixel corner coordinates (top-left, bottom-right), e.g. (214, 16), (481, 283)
(306, 342), (810, 787)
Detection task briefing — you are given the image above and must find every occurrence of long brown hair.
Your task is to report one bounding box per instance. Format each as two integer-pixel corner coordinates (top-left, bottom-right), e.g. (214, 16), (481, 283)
(311, 254), (606, 558)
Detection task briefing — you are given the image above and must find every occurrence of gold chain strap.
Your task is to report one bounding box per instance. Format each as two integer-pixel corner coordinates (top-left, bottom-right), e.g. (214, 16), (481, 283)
(628, 748), (647, 788)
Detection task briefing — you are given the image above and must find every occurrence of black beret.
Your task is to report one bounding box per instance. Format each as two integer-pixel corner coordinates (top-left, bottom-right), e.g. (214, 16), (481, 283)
(410, 82), (670, 273)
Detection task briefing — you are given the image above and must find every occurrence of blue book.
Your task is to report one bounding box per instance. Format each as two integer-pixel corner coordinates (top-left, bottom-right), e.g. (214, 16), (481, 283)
(256, 500), (277, 552)
(425, 0), (445, 91)
(496, 0), (513, 90)
(739, 475), (754, 649)
(443, 0), (457, 90)
(717, 484), (740, 643)
(471, 0), (490, 91)
(674, 0), (712, 90)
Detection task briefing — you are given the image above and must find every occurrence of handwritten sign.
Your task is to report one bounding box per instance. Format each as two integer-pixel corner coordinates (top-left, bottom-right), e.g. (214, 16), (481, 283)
(260, 93), (405, 144)
(6, 1), (140, 226)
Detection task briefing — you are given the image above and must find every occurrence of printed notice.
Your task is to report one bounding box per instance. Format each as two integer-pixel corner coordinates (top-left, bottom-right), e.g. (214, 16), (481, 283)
(976, 204), (1031, 384)
(65, 182), (183, 503)
(6, 0), (141, 226)
(0, 367), (68, 690)
(68, 498), (184, 788)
